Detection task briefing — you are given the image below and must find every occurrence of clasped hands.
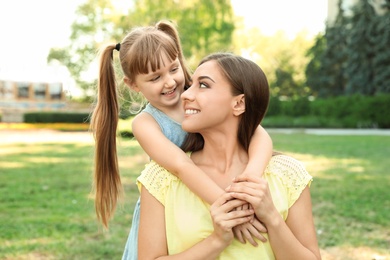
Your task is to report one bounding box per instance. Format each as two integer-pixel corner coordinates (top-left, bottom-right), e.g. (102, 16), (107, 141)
(210, 174), (275, 247)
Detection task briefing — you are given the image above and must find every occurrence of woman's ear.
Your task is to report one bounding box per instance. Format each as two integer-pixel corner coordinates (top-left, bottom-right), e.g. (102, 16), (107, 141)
(124, 76), (140, 92)
(232, 94), (245, 116)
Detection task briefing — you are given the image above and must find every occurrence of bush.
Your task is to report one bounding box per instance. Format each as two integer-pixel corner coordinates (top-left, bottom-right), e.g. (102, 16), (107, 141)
(24, 112), (91, 123)
(264, 94), (390, 128)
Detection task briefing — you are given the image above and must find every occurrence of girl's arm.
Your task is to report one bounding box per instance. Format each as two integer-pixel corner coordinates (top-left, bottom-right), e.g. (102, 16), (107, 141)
(243, 125), (273, 177)
(132, 113), (223, 204)
(233, 125), (273, 245)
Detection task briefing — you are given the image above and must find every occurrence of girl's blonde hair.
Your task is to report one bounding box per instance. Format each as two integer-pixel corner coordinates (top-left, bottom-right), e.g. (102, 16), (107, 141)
(90, 20), (191, 228)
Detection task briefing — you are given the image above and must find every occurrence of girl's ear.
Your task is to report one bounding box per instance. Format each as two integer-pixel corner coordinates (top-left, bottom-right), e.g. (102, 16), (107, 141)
(232, 94), (245, 116)
(124, 76), (140, 92)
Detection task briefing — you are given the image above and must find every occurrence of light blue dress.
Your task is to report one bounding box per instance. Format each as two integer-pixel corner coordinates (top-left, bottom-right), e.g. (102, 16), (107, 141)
(122, 103), (187, 260)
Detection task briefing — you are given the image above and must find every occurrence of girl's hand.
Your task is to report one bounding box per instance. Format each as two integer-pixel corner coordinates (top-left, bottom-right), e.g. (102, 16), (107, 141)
(210, 193), (254, 246)
(226, 175), (278, 225)
(232, 217), (268, 246)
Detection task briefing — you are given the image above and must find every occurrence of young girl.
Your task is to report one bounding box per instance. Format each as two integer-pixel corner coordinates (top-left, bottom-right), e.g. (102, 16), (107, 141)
(90, 21), (273, 259)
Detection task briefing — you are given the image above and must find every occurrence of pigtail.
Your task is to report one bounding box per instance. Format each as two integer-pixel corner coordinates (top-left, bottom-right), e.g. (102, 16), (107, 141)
(156, 20), (192, 86)
(90, 44), (122, 228)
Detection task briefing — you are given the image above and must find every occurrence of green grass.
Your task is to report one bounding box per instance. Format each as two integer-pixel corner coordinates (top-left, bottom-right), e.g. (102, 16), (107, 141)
(272, 134), (390, 252)
(0, 133), (389, 259)
(0, 138), (144, 260)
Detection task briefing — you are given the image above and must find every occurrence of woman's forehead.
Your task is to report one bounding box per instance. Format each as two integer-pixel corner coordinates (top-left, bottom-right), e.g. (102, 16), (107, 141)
(193, 60), (221, 79)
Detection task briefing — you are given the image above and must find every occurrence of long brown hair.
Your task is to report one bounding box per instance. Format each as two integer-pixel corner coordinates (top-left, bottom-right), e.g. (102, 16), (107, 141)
(90, 21), (191, 228)
(182, 53), (269, 153)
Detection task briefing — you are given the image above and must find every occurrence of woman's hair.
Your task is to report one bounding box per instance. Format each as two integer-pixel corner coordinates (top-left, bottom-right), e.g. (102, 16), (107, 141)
(182, 52), (270, 153)
(90, 20), (191, 228)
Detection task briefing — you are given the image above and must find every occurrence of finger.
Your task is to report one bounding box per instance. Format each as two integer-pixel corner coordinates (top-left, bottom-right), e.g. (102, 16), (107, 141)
(233, 226), (245, 244)
(240, 224), (258, 246)
(219, 216), (253, 232)
(233, 174), (262, 183)
(246, 222), (267, 243)
(226, 207), (254, 220)
(226, 181), (264, 195)
(229, 192), (257, 207)
(252, 218), (267, 234)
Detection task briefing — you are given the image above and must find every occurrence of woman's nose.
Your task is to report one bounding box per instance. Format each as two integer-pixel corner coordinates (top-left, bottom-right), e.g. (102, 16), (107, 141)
(181, 84), (194, 101)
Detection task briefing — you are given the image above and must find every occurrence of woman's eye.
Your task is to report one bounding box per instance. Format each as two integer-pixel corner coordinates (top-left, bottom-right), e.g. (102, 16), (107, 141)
(199, 82), (208, 88)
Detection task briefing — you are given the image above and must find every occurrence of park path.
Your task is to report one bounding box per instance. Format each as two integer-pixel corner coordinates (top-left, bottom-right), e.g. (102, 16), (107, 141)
(0, 129), (94, 145)
(1, 128), (390, 146)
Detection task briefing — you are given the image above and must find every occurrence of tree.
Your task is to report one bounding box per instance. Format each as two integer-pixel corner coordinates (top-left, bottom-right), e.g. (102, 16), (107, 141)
(234, 27), (314, 98)
(371, 0), (390, 94)
(305, 33), (327, 97)
(344, 0), (376, 95)
(48, 0), (235, 99)
(306, 0), (390, 97)
(318, 0), (348, 97)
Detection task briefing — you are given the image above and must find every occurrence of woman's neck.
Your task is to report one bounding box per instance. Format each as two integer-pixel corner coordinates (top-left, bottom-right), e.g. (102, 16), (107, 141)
(191, 132), (248, 188)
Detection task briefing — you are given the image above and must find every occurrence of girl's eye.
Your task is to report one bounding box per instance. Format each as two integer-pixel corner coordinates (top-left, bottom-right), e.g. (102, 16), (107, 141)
(171, 67), (179, 73)
(151, 76), (160, 81)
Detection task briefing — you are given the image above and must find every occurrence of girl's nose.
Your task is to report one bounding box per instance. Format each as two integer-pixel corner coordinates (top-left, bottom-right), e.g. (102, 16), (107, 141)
(165, 76), (175, 88)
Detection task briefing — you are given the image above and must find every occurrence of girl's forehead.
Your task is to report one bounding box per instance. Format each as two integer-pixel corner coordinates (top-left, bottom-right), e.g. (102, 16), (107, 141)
(146, 54), (178, 73)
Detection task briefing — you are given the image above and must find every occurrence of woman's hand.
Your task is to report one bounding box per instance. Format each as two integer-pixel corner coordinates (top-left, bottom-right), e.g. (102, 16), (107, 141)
(210, 193), (254, 247)
(226, 175), (279, 225)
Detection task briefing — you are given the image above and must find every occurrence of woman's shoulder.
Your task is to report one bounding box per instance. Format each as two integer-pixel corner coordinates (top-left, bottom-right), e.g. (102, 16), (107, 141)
(267, 154), (307, 174)
(266, 154), (313, 207)
(266, 154), (312, 188)
(137, 161), (179, 205)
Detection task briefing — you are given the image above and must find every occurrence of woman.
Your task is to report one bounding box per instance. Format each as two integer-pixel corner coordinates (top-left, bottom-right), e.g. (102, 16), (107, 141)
(137, 53), (321, 259)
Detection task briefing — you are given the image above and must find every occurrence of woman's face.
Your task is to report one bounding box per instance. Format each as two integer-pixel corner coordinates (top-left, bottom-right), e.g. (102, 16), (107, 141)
(181, 60), (236, 133)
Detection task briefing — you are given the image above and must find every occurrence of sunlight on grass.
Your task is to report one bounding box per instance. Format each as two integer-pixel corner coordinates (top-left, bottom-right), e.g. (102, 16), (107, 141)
(1, 132), (389, 259)
(0, 161), (25, 168)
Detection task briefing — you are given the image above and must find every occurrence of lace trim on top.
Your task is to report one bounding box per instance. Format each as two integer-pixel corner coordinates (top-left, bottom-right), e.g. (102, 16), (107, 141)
(138, 154), (312, 209)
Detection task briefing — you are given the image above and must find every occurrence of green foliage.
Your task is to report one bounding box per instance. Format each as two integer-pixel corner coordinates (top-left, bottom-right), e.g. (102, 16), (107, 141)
(234, 28), (314, 98)
(24, 112), (91, 123)
(264, 94), (390, 128)
(306, 0), (390, 97)
(344, 0), (376, 95)
(371, 8), (390, 93)
(48, 0), (235, 100)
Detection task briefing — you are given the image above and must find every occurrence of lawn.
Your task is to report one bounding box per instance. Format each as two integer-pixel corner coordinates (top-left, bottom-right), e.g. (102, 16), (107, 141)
(0, 131), (389, 259)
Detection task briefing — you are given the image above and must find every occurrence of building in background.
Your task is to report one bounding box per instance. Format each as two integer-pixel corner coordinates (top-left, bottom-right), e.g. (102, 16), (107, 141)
(0, 79), (66, 122)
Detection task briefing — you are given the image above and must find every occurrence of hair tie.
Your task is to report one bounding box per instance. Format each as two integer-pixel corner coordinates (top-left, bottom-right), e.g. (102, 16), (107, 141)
(115, 43), (121, 51)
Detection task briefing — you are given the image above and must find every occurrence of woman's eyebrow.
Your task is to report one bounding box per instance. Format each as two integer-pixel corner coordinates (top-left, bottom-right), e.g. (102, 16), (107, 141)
(198, 75), (215, 83)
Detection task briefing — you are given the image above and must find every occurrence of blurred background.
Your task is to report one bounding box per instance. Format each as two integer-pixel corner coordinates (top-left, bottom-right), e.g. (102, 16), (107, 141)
(0, 0), (389, 259)
(0, 0), (389, 128)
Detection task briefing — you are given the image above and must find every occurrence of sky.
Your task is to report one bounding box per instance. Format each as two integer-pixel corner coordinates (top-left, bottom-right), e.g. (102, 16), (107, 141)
(0, 0), (328, 94)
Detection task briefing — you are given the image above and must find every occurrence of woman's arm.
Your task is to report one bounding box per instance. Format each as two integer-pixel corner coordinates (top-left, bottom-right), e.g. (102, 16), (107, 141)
(132, 113), (223, 204)
(138, 187), (253, 259)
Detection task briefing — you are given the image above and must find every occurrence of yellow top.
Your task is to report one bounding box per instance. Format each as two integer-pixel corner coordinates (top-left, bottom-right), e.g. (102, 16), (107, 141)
(138, 154), (313, 259)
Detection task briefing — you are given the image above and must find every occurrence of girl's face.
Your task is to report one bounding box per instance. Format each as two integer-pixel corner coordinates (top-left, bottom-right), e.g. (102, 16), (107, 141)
(129, 53), (185, 111)
(181, 60), (237, 133)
